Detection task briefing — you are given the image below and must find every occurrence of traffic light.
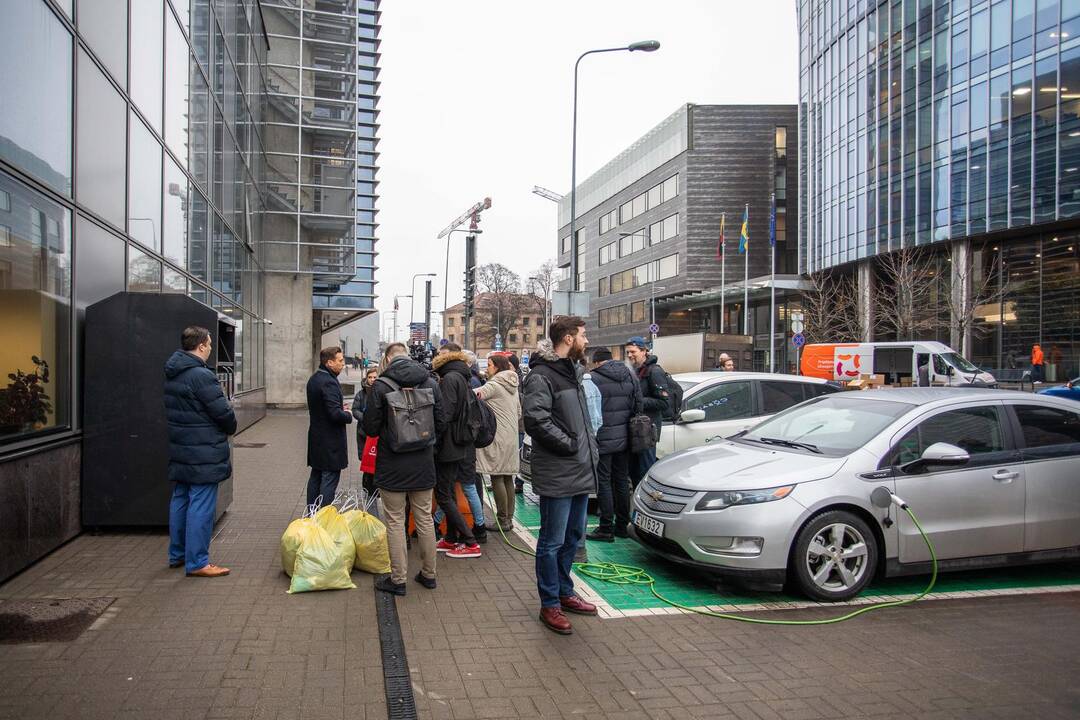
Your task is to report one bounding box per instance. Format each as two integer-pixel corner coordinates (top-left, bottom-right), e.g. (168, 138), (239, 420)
(463, 267), (476, 317)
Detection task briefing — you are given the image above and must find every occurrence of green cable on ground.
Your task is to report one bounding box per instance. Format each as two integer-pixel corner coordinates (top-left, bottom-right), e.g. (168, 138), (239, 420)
(487, 483), (939, 625)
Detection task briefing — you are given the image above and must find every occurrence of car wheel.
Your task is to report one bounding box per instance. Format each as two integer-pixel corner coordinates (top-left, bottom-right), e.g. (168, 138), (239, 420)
(790, 510), (878, 602)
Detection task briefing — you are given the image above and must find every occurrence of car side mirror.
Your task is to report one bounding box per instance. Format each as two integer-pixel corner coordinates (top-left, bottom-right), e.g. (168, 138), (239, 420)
(900, 442), (970, 474)
(679, 408), (706, 424)
(947, 366), (956, 376)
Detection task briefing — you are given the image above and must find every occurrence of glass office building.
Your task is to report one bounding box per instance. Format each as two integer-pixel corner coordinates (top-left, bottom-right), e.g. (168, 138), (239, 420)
(800, 0), (1080, 379)
(0, 0), (269, 580)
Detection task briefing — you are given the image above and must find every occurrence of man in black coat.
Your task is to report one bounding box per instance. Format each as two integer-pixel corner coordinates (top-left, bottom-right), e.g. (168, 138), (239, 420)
(363, 343), (446, 595)
(430, 343), (482, 555)
(164, 326), (237, 578)
(305, 346), (352, 507)
(585, 348), (643, 542)
(625, 336), (673, 485)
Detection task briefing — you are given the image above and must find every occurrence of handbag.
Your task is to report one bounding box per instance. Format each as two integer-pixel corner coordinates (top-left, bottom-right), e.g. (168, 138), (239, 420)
(628, 414), (656, 454)
(360, 435), (378, 474)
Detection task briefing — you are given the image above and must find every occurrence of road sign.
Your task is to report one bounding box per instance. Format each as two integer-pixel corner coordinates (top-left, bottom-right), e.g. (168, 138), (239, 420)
(648, 323), (660, 334)
(792, 332), (806, 348)
(439, 338), (448, 346)
(790, 311), (805, 334)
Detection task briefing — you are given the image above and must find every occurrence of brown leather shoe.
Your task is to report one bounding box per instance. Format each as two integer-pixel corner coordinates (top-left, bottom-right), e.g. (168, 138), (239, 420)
(186, 564), (230, 577)
(539, 607), (573, 635)
(560, 594), (597, 616)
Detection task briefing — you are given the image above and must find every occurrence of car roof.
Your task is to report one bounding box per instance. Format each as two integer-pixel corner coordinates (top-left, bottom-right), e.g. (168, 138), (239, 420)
(810, 387), (1079, 408)
(673, 371), (828, 384)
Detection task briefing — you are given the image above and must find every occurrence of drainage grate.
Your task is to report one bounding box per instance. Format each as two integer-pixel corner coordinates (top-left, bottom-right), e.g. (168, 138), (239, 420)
(374, 578), (417, 720)
(232, 442), (267, 448)
(0, 597), (115, 644)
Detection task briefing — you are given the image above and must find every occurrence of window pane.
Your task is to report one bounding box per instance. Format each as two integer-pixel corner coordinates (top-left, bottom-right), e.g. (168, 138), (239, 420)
(77, 50), (126, 229)
(761, 380), (807, 414)
(164, 14), (192, 169)
(77, 0), (126, 86)
(1015, 405), (1080, 447)
(0, 2), (72, 195)
(686, 381), (752, 422)
(0, 170), (72, 439)
(662, 175), (678, 202)
(128, 245), (161, 292)
(163, 156), (189, 268)
(129, 114), (163, 252)
(895, 406), (1006, 463)
(131, 0), (164, 131)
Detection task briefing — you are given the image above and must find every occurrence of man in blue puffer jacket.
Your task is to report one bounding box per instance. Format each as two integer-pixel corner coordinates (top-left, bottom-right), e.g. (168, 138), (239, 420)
(164, 326), (237, 578)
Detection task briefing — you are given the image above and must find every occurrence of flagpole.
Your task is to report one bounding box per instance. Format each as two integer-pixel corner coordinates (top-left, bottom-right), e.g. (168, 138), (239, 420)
(743, 203), (749, 336)
(769, 193), (776, 374)
(720, 213), (725, 335)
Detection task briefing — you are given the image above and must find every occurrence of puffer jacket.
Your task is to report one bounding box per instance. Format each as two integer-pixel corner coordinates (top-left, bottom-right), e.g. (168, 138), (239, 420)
(476, 370), (521, 475)
(522, 340), (599, 498)
(432, 351), (473, 462)
(362, 356), (446, 491)
(590, 359), (643, 455)
(163, 350), (237, 484)
(636, 355), (673, 430)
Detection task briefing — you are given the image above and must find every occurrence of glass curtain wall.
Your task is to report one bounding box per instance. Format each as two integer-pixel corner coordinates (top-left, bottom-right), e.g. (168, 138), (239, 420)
(0, 0), (268, 446)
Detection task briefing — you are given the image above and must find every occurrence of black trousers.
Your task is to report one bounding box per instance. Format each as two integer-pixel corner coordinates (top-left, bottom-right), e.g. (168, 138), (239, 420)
(436, 458), (476, 544)
(596, 451), (631, 534)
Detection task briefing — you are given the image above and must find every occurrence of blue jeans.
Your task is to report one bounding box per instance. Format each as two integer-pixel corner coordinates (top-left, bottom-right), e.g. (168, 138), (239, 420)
(169, 482), (219, 573)
(535, 493), (589, 608)
(433, 480), (485, 527)
(307, 468), (341, 507)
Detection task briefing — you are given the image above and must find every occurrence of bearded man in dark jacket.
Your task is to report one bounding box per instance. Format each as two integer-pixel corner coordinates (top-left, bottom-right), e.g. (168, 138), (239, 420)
(363, 343), (446, 595)
(585, 348), (643, 542)
(522, 317), (600, 635)
(164, 326), (237, 578)
(625, 336), (673, 485)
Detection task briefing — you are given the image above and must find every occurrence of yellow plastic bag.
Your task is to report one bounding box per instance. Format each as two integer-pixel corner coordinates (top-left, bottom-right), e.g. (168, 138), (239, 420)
(280, 517), (314, 577)
(314, 506), (357, 571)
(281, 507), (356, 593)
(342, 509), (391, 574)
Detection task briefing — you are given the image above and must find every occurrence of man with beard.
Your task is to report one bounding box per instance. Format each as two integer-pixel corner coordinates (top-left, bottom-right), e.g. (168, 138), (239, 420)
(522, 316), (600, 634)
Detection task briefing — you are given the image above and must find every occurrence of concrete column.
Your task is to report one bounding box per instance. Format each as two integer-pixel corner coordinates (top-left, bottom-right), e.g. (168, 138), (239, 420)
(264, 273), (314, 407)
(950, 239), (972, 356)
(857, 260), (874, 342)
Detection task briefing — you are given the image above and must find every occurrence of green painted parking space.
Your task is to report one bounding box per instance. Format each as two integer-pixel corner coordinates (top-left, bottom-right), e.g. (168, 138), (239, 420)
(507, 488), (1080, 613)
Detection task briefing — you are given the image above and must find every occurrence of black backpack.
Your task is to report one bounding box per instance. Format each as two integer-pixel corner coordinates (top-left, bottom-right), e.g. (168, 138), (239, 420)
(652, 365), (684, 421)
(376, 377), (437, 453)
(453, 388), (498, 449)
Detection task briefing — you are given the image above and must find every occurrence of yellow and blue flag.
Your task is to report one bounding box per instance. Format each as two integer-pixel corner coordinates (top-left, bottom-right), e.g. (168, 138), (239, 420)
(738, 205), (749, 254)
(769, 194), (776, 248)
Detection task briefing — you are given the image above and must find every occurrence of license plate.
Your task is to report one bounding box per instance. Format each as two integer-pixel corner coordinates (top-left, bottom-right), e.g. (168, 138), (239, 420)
(633, 511), (665, 537)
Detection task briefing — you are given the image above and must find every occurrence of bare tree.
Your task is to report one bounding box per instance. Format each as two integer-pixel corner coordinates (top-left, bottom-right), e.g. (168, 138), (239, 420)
(476, 263), (531, 348)
(874, 247), (939, 341)
(801, 270), (863, 343)
(526, 258), (556, 329)
(945, 244), (1007, 357)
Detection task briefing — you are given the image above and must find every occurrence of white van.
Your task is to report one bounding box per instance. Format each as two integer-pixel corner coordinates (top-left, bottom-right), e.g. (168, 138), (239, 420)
(800, 341), (996, 387)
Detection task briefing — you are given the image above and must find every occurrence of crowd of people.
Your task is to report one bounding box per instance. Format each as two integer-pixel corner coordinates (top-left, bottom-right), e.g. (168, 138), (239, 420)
(163, 316), (681, 635)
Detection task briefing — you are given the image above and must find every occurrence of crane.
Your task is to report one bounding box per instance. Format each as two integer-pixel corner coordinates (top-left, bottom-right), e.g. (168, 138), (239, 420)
(437, 196), (492, 239)
(532, 185), (563, 203)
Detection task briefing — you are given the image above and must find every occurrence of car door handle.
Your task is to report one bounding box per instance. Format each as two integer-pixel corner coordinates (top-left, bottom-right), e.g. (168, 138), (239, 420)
(992, 469), (1019, 483)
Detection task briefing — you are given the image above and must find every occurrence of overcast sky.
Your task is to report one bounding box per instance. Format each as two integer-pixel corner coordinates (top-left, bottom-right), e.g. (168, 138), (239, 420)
(373, 0), (799, 338)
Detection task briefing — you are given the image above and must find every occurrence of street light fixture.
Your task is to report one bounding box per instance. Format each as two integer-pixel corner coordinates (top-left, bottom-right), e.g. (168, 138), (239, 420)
(569, 40), (660, 291)
(442, 228), (482, 315)
(410, 273), (436, 323)
(650, 285), (668, 331)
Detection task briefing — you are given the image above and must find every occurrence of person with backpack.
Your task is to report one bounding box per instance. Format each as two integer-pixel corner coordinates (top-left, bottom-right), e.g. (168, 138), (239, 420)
(624, 336), (682, 485)
(476, 354), (521, 532)
(585, 348), (643, 542)
(523, 317), (600, 635)
(362, 342), (445, 595)
(431, 343), (485, 556)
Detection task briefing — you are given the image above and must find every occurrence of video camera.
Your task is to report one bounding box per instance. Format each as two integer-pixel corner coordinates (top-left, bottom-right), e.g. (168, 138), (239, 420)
(408, 340), (433, 371)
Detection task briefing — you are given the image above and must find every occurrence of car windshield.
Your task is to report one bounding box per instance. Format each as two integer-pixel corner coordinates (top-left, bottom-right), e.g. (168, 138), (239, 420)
(677, 380), (700, 392)
(739, 396), (915, 456)
(940, 352), (978, 373)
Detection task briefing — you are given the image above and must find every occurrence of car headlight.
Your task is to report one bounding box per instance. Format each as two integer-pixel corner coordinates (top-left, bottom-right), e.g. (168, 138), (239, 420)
(694, 485), (794, 511)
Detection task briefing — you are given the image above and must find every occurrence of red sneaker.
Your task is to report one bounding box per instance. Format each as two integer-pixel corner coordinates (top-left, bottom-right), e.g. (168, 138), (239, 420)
(559, 594), (597, 616)
(539, 607), (573, 634)
(435, 539), (457, 553)
(446, 543), (482, 559)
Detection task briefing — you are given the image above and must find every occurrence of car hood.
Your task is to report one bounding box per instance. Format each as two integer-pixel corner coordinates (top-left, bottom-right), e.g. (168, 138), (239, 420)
(647, 440), (848, 492)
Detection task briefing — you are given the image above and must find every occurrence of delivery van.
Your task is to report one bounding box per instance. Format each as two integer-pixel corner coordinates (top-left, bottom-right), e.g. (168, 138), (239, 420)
(799, 341), (996, 387)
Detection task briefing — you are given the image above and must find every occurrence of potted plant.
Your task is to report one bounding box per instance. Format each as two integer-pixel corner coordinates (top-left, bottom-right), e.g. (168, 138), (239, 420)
(0, 356), (53, 435)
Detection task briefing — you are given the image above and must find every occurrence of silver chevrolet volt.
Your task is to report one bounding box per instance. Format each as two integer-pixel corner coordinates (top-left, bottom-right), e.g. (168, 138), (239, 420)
(630, 388), (1080, 601)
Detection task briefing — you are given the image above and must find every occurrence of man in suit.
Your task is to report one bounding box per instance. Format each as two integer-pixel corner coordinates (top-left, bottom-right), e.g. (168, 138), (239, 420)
(306, 346), (353, 507)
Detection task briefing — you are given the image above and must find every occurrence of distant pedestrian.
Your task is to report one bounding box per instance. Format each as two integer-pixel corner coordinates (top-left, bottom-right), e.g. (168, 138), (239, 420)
(716, 352), (731, 370)
(523, 316), (600, 635)
(586, 348), (642, 542)
(352, 367), (380, 505)
(1032, 343), (1045, 384)
(508, 353), (527, 496)
(305, 346), (353, 507)
(465, 350), (485, 389)
(164, 326), (237, 577)
(625, 336), (673, 483)
(476, 354), (521, 532)
(363, 343), (445, 595)
(431, 343), (484, 557)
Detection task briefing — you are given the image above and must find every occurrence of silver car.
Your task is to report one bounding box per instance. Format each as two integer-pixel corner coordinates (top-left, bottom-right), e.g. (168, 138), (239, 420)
(630, 388), (1080, 601)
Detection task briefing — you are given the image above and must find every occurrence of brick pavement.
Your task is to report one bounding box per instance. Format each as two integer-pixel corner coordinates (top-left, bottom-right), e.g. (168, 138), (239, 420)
(3, 411), (1080, 719)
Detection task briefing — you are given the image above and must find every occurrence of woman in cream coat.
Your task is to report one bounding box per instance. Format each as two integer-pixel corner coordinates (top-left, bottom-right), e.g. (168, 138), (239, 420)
(476, 354), (522, 531)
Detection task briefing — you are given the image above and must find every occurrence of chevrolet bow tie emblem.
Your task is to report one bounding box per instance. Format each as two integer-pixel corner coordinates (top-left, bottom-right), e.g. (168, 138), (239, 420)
(648, 489), (664, 502)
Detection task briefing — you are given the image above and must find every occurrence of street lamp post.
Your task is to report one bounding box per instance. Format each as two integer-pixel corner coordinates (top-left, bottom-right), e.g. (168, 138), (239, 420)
(410, 273), (436, 323)
(442, 228), (482, 315)
(529, 275), (551, 331)
(569, 40), (660, 291)
(650, 285), (668, 334)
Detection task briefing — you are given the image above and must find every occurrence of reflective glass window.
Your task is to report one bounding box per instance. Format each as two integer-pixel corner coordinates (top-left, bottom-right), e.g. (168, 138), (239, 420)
(131, 0), (164, 131)
(78, 0), (126, 86)
(75, 217), (124, 322)
(0, 2), (72, 195)
(128, 245), (162, 292)
(163, 156), (189, 268)
(129, 113), (163, 252)
(165, 14), (193, 169)
(76, 50), (126, 229)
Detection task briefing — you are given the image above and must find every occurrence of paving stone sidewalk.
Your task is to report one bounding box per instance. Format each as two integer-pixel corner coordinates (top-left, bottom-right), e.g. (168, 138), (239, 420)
(4, 411), (1080, 720)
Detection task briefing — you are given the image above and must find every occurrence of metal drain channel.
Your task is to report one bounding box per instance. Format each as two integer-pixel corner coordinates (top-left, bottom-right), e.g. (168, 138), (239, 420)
(374, 581), (417, 720)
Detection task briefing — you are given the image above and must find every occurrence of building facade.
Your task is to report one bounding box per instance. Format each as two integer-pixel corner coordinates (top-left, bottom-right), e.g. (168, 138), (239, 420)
(800, 0), (1080, 380)
(0, 0), (270, 580)
(557, 104), (799, 369)
(443, 295), (548, 360)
